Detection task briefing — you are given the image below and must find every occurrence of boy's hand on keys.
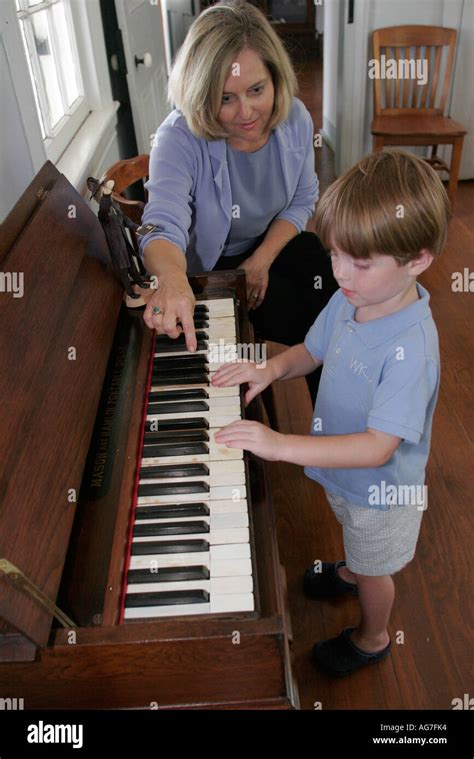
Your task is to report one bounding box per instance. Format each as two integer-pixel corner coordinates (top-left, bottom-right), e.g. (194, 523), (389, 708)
(214, 420), (282, 461)
(211, 360), (273, 406)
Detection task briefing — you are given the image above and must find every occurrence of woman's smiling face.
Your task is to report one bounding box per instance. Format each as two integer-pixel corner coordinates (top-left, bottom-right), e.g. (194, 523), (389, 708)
(218, 48), (275, 150)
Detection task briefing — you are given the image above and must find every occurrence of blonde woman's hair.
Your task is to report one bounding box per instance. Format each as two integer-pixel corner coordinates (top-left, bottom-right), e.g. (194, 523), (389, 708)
(167, 0), (297, 140)
(315, 148), (451, 263)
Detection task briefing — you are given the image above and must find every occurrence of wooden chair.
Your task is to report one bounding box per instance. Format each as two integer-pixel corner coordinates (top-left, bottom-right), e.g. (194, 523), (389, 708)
(370, 25), (467, 206)
(104, 154), (150, 227)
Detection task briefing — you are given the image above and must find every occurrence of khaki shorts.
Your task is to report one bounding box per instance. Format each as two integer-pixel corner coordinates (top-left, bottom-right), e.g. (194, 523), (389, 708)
(325, 490), (424, 576)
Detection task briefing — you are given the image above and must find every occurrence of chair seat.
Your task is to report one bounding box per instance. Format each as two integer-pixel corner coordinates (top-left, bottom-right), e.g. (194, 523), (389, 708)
(371, 114), (467, 138)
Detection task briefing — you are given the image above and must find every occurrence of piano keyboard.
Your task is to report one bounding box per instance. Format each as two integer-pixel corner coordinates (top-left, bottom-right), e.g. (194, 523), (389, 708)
(123, 298), (255, 619)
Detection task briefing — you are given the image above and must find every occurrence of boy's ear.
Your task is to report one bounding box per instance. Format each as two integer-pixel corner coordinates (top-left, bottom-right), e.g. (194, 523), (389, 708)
(409, 248), (434, 276)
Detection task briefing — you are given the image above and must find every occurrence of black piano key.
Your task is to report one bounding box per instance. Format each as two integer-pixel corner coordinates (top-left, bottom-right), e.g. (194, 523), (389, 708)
(145, 418), (209, 432)
(155, 331), (208, 347)
(141, 442), (209, 458)
(153, 359), (208, 374)
(148, 388), (209, 402)
(143, 429), (209, 443)
(146, 401), (209, 415)
(193, 320), (208, 329)
(131, 539), (209, 555)
(193, 304), (209, 315)
(151, 371), (210, 385)
(133, 520), (210, 537)
(138, 481), (209, 497)
(154, 341), (208, 355)
(127, 565), (210, 583)
(140, 463), (209, 479)
(125, 589), (210, 607)
(134, 503), (210, 520)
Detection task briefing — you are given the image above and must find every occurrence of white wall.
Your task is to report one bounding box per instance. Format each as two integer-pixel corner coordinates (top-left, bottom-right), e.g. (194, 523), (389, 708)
(441, 0), (474, 178)
(322, 0), (341, 151)
(0, 34), (35, 222)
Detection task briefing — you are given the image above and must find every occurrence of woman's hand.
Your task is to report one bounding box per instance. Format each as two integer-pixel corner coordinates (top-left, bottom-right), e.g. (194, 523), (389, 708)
(211, 360), (274, 406)
(240, 253), (270, 310)
(214, 420), (282, 461)
(143, 272), (197, 352)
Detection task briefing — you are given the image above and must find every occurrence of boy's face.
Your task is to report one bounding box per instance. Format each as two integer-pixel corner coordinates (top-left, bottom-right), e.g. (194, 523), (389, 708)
(329, 243), (419, 309)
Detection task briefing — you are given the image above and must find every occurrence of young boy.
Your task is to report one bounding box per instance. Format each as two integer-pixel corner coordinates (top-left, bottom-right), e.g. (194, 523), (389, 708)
(212, 148), (450, 677)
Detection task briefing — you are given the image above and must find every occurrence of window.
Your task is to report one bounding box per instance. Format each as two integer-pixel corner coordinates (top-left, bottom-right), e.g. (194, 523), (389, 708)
(15, 0), (90, 162)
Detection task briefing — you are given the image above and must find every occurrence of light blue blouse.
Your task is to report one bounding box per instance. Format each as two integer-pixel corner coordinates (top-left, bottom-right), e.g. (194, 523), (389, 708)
(223, 132), (286, 256)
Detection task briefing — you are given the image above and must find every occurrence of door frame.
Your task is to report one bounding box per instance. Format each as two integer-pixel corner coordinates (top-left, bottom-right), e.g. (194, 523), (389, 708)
(334, 0), (371, 176)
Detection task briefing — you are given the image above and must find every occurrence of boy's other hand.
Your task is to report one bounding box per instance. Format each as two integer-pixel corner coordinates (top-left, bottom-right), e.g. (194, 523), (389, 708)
(214, 420), (282, 461)
(211, 360), (273, 406)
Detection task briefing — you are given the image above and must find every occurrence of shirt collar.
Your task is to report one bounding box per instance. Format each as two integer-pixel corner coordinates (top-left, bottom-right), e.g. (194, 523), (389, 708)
(341, 283), (432, 348)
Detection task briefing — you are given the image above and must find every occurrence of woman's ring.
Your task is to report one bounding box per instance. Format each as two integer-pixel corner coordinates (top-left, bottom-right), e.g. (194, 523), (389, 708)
(251, 292), (258, 300)
(152, 305), (163, 316)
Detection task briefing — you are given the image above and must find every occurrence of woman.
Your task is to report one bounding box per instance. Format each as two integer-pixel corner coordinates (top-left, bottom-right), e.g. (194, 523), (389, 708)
(140, 0), (337, 401)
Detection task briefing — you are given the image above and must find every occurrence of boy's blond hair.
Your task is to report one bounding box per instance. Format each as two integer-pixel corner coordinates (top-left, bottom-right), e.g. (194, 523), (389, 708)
(315, 148), (451, 264)
(167, 0), (297, 140)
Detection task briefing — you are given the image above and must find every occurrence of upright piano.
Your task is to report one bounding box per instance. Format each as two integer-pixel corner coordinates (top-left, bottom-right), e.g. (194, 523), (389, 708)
(0, 163), (298, 709)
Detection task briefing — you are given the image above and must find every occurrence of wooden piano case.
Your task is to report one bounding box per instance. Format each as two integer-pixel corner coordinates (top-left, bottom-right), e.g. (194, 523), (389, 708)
(0, 163), (298, 709)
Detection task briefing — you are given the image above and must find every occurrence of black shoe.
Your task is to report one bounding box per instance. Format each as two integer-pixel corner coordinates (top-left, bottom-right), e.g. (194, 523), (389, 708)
(312, 627), (391, 677)
(303, 560), (358, 599)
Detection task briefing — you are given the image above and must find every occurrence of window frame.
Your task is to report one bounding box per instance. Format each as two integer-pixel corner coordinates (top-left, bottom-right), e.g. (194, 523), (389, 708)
(15, 0), (91, 164)
(3, 0), (115, 177)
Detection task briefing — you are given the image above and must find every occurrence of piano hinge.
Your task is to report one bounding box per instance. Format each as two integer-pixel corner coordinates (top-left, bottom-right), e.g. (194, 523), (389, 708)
(36, 187), (48, 201)
(0, 559), (77, 629)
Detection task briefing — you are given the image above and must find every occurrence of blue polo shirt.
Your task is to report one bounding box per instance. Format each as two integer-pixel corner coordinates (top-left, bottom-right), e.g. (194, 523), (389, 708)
(303, 284), (440, 509)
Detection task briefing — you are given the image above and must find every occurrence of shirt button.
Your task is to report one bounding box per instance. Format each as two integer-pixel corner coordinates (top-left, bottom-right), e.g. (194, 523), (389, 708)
(335, 348), (341, 354)
(347, 326), (353, 332)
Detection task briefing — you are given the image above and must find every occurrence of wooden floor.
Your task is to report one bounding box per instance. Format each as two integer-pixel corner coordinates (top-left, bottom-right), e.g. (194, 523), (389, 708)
(266, 57), (474, 710)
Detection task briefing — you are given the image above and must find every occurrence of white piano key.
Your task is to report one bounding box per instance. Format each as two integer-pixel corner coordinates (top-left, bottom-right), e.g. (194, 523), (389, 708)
(210, 542), (250, 560)
(130, 541), (249, 572)
(197, 298), (235, 317)
(135, 512), (248, 529)
(155, 339), (238, 360)
(147, 396), (241, 411)
(139, 478), (245, 494)
(129, 551), (210, 570)
(129, 540), (250, 571)
(150, 382), (240, 397)
(141, 443), (244, 466)
(136, 498), (248, 516)
(205, 498), (248, 513)
(207, 558), (252, 577)
(128, 556), (252, 578)
(126, 575), (253, 596)
(201, 325), (236, 339)
(146, 411), (241, 427)
(124, 603), (211, 619)
(146, 399), (241, 415)
(140, 459), (245, 480)
(137, 483), (246, 505)
(133, 527), (249, 545)
(210, 593), (254, 613)
(125, 595), (255, 618)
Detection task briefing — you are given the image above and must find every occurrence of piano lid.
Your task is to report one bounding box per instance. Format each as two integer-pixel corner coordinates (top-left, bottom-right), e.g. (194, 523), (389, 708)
(0, 163), (123, 653)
